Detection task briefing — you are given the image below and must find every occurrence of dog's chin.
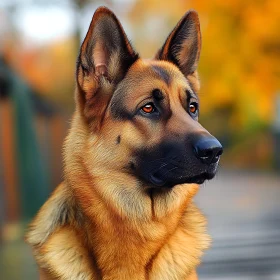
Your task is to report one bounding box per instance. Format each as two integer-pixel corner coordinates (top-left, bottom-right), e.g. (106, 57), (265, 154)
(148, 171), (216, 188)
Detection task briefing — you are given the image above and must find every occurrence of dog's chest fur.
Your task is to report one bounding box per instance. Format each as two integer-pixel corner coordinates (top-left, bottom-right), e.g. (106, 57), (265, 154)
(26, 182), (210, 280)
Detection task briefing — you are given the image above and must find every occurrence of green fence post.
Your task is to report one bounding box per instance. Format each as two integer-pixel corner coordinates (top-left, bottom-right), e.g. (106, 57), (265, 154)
(10, 77), (50, 220)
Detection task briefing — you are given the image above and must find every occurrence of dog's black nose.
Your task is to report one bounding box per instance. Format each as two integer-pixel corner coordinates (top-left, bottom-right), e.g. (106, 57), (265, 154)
(193, 137), (223, 165)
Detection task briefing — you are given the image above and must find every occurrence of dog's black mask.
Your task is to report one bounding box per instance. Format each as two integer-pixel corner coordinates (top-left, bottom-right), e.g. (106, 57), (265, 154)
(134, 134), (223, 188)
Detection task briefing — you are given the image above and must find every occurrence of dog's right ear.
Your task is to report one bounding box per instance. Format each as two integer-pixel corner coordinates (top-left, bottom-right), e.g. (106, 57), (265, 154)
(155, 10), (201, 77)
(76, 7), (138, 130)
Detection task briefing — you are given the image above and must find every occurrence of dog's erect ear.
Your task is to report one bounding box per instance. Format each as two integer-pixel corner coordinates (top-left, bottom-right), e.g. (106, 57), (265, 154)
(76, 7), (138, 130)
(155, 10), (201, 77)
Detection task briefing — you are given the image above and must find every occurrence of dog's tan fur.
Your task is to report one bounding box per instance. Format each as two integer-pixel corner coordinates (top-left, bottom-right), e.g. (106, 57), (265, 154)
(26, 7), (212, 280)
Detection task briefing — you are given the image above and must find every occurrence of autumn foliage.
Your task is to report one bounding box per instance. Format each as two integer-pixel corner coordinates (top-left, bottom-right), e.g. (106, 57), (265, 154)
(2, 0), (280, 167)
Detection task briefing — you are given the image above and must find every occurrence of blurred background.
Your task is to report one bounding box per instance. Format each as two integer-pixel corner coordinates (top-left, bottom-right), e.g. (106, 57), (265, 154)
(0, 0), (279, 279)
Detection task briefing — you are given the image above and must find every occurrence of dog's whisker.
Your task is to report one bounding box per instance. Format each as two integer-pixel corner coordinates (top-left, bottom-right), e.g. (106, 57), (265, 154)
(163, 166), (179, 176)
(151, 162), (169, 173)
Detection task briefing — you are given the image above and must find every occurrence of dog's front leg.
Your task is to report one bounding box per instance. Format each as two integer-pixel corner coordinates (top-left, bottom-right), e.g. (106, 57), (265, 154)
(36, 226), (99, 280)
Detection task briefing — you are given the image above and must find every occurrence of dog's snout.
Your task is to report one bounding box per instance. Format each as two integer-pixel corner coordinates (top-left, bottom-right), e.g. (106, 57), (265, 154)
(193, 137), (223, 165)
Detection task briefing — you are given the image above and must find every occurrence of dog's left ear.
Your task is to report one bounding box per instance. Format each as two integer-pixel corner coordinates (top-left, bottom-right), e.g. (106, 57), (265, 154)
(155, 10), (201, 76)
(76, 7), (138, 130)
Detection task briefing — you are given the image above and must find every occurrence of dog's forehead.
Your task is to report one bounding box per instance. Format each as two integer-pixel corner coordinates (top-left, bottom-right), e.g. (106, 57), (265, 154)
(126, 59), (194, 94)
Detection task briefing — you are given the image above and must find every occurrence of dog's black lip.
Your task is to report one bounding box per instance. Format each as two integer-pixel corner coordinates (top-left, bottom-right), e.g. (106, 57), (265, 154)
(149, 173), (166, 187)
(148, 171), (215, 188)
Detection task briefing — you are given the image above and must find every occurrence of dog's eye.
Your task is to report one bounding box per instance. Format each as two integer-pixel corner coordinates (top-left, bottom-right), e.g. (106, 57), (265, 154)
(189, 102), (198, 116)
(141, 103), (155, 114)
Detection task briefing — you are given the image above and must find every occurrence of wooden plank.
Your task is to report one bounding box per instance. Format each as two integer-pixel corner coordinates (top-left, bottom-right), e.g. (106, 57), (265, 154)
(0, 99), (19, 222)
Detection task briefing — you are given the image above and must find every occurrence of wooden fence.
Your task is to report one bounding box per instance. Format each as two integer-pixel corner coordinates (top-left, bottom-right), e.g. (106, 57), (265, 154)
(0, 58), (69, 233)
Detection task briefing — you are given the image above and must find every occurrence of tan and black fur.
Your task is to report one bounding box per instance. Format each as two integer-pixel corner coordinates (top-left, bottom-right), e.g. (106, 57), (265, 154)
(26, 7), (223, 280)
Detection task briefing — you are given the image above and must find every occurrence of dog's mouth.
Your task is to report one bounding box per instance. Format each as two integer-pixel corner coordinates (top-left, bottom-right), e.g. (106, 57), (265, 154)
(149, 170), (215, 188)
(135, 140), (222, 189)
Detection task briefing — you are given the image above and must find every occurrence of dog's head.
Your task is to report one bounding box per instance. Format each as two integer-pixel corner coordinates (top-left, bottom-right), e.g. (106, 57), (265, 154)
(74, 7), (222, 189)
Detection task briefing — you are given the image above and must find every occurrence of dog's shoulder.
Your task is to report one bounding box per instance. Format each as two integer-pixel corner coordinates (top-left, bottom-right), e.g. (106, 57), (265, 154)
(26, 183), (98, 279)
(35, 225), (98, 280)
(26, 182), (83, 248)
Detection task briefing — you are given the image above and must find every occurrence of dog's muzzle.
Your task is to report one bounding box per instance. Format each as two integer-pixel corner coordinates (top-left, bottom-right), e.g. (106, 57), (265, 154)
(135, 134), (223, 188)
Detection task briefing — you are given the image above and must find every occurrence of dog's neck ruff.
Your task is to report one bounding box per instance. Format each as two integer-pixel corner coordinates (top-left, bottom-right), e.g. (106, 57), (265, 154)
(26, 181), (210, 280)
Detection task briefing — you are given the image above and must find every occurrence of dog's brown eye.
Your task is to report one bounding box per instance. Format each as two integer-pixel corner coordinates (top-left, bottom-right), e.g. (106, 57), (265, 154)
(189, 102), (198, 115)
(141, 103), (155, 114)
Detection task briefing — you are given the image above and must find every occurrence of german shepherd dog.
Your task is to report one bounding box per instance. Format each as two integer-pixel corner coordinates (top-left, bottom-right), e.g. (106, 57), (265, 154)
(26, 6), (223, 280)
